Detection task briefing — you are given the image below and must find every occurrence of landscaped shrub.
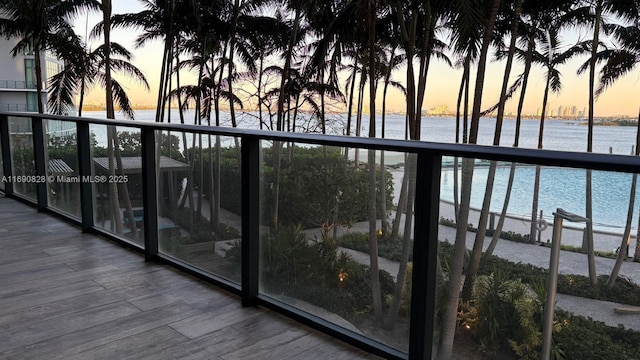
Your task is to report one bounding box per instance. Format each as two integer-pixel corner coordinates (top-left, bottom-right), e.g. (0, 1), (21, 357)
(225, 226), (397, 319)
(261, 146), (394, 228)
(554, 310), (640, 360)
(440, 217), (530, 243)
(192, 145), (394, 229)
(338, 232), (412, 262)
(167, 207), (239, 243)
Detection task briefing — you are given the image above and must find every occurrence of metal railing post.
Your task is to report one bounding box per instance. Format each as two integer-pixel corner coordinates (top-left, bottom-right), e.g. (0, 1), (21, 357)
(77, 122), (94, 231)
(0, 114), (13, 195)
(541, 209), (588, 360)
(409, 151), (442, 360)
(141, 127), (159, 260)
(32, 117), (48, 210)
(241, 137), (260, 306)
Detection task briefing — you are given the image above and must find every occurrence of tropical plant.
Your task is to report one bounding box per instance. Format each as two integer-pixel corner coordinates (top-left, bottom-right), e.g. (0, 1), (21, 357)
(0, 0), (100, 113)
(48, 38), (150, 119)
(576, 0), (640, 286)
(439, 0), (503, 358)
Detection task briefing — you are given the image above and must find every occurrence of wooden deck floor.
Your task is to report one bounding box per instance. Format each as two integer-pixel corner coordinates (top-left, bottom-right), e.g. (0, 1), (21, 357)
(0, 195), (379, 360)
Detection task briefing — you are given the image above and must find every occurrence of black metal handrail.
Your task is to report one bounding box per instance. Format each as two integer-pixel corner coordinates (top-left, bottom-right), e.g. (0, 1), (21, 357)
(1, 111), (639, 360)
(3, 111), (640, 173)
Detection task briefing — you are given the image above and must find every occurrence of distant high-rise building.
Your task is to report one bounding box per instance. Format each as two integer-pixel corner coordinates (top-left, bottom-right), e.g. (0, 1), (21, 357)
(557, 106), (563, 118)
(571, 106), (577, 117)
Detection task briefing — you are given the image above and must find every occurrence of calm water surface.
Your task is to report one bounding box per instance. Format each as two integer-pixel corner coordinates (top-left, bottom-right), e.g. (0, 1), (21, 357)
(82, 110), (639, 229)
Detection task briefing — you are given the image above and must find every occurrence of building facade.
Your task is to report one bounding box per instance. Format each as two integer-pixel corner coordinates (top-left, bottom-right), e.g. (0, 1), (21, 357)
(0, 37), (64, 113)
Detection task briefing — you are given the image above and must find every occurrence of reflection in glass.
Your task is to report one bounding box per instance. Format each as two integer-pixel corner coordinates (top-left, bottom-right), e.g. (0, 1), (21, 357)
(0, 134), (4, 191)
(90, 124), (144, 247)
(45, 120), (80, 217)
(8, 117), (36, 199)
(437, 158), (640, 359)
(258, 143), (412, 352)
(158, 131), (241, 284)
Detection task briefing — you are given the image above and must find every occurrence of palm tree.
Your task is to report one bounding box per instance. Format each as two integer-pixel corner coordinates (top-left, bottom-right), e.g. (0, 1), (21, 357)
(48, 38), (150, 119)
(0, 0), (100, 113)
(589, 22), (640, 278)
(578, 0), (639, 285)
(482, 0), (587, 259)
(529, 29), (589, 252)
(438, 0), (502, 358)
(460, 0), (524, 303)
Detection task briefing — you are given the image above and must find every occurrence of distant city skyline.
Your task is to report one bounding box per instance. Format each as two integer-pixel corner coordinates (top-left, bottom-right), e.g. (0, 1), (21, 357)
(74, 1), (638, 118)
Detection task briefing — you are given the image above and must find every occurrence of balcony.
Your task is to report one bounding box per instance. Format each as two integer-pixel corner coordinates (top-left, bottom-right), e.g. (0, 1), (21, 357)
(0, 104), (37, 112)
(0, 80), (37, 90)
(1, 112), (640, 359)
(0, 194), (377, 359)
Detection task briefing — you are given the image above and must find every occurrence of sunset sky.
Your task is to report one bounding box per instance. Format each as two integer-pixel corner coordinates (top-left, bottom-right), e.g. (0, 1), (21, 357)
(74, 2), (639, 118)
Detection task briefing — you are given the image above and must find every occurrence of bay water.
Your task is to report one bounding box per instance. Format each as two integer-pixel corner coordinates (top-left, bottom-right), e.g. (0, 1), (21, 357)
(82, 110), (639, 231)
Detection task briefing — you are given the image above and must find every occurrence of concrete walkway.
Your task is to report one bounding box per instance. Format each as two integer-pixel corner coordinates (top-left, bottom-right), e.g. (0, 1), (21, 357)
(186, 192), (640, 331)
(305, 202), (640, 331)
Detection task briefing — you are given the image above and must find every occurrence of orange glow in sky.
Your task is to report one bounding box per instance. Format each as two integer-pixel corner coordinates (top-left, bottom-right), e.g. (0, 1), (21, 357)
(75, 2), (639, 118)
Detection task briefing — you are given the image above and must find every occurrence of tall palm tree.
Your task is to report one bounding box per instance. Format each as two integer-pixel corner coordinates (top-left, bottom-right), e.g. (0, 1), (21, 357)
(529, 29), (588, 250)
(48, 37), (150, 118)
(438, 1), (502, 358)
(0, 0), (100, 113)
(578, 0), (638, 285)
(589, 22), (640, 277)
(460, 0), (523, 303)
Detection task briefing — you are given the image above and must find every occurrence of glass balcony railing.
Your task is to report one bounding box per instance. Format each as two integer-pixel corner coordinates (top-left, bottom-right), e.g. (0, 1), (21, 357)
(1, 111), (639, 360)
(0, 80), (37, 89)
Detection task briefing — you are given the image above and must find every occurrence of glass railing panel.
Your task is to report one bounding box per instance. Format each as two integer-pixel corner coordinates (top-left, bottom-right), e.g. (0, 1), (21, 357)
(0, 133), (4, 191)
(436, 157), (640, 359)
(8, 116), (36, 199)
(157, 131), (241, 284)
(90, 124), (144, 247)
(44, 119), (80, 217)
(259, 143), (412, 353)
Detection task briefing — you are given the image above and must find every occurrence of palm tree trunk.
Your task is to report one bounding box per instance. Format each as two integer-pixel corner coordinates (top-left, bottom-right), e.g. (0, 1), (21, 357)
(453, 55), (471, 220)
(344, 58), (358, 160)
(384, 153), (416, 329)
(460, 159), (497, 301)
(78, 77), (86, 117)
(609, 110), (640, 282)
(366, 1), (382, 324)
(379, 46), (396, 233)
(635, 110), (640, 262)
(228, 0), (240, 129)
(484, 162), (516, 257)
(354, 69), (366, 166)
(258, 57), (264, 129)
(530, 72), (551, 243)
(34, 43), (44, 114)
(390, 163), (409, 240)
(585, 0), (603, 286)
(514, 30), (536, 147)
(439, 1), (502, 358)
(607, 174), (636, 286)
(461, 1), (522, 301)
(438, 158), (475, 360)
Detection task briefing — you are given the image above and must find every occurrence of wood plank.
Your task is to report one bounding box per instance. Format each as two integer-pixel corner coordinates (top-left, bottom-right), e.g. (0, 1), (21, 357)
(0, 300), (141, 353)
(0, 196), (382, 360)
(169, 302), (262, 339)
(0, 302), (200, 360)
(63, 326), (188, 360)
